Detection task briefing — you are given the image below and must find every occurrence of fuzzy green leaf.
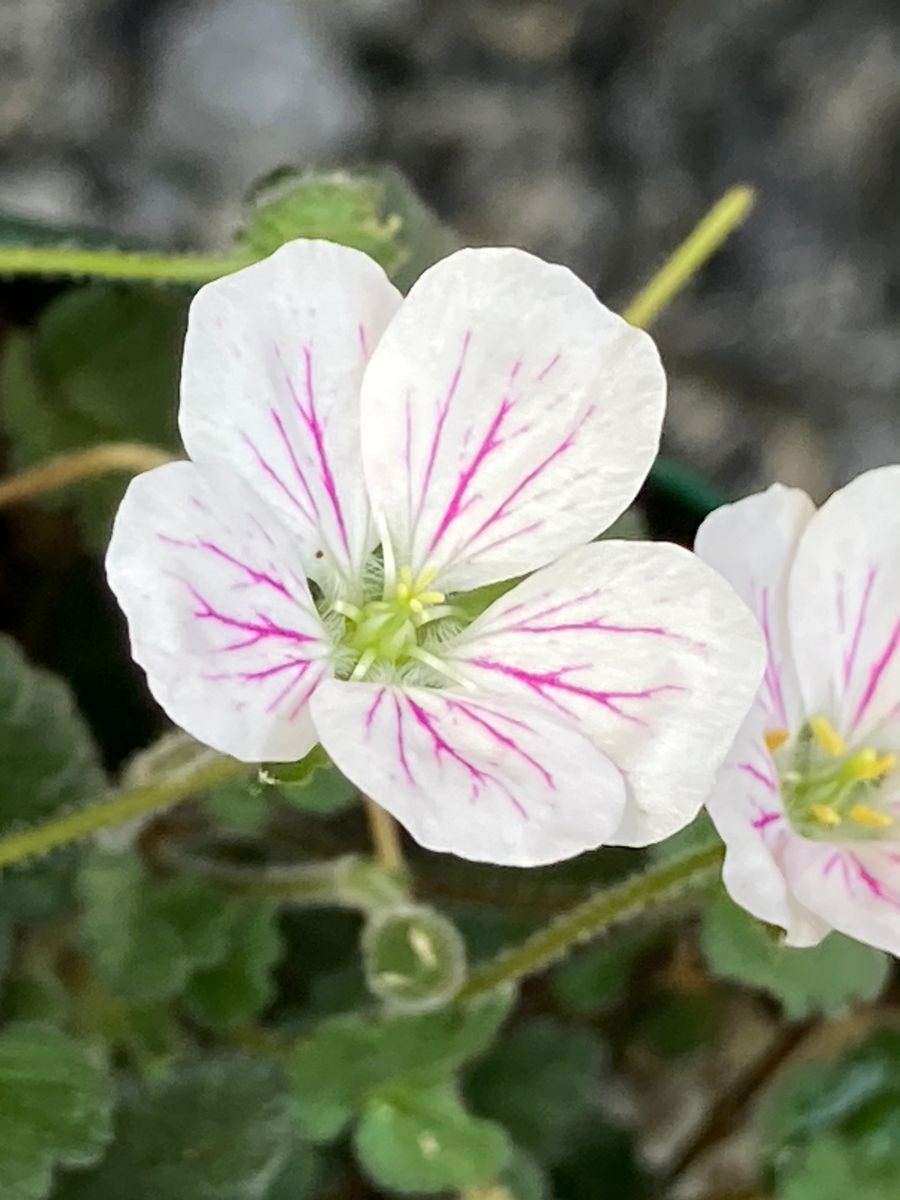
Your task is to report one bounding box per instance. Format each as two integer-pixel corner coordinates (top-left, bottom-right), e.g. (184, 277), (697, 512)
(701, 896), (889, 1019)
(187, 900), (281, 1030)
(0, 1024), (113, 1200)
(0, 636), (107, 921)
(777, 1135), (896, 1200)
(287, 989), (513, 1142)
(0, 287), (184, 549)
(466, 1019), (606, 1162)
(354, 1081), (511, 1194)
(78, 851), (233, 1003)
(57, 1058), (292, 1200)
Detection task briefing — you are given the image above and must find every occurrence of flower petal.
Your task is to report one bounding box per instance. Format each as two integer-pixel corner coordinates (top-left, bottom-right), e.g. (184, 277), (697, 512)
(695, 484), (814, 732)
(784, 839), (900, 956)
(106, 461), (332, 762)
(309, 681), (626, 866)
(706, 707), (828, 947)
(180, 240), (402, 593)
(787, 465), (900, 744)
(360, 247), (665, 592)
(446, 540), (766, 845)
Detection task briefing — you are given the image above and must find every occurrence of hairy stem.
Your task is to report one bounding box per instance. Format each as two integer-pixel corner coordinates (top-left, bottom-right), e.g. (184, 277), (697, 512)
(458, 845), (724, 1001)
(0, 245), (252, 284)
(0, 753), (250, 868)
(624, 185), (755, 329)
(0, 443), (175, 508)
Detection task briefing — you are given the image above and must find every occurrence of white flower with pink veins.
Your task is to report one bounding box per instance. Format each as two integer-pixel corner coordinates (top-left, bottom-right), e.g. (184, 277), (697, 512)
(107, 239), (763, 866)
(697, 467), (900, 954)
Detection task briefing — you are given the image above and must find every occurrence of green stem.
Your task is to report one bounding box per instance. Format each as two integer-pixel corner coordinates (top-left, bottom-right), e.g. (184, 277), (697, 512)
(623, 185), (755, 329)
(0, 753), (249, 868)
(457, 845), (724, 1001)
(0, 245), (253, 285)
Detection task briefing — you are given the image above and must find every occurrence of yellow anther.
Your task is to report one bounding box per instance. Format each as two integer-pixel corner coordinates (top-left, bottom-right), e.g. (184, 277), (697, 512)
(852, 751), (897, 782)
(810, 803), (842, 828)
(396, 582), (410, 601)
(765, 728), (790, 753)
(409, 597), (423, 614)
(418, 591), (445, 606)
(810, 716), (846, 758)
(850, 803), (894, 829)
(399, 566), (414, 587)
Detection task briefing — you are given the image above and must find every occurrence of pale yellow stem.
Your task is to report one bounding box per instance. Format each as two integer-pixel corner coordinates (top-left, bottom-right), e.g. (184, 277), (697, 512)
(623, 185), (756, 330)
(0, 443), (174, 508)
(363, 795), (407, 876)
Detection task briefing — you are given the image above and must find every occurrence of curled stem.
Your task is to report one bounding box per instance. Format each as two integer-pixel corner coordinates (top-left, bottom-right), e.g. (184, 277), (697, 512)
(0, 753), (249, 869)
(0, 245), (251, 285)
(623, 185), (755, 329)
(0, 443), (174, 508)
(458, 844), (724, 1001)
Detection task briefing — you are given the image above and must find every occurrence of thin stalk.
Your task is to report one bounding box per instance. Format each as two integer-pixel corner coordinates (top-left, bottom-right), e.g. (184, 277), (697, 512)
(623, 185), (755, 329)
(458, 845), (724, 1001)
(0, 443), (174, 508)
(0, 754), (249, 868)
(0, 245), (252, 285)
(364, 795), (407, 877)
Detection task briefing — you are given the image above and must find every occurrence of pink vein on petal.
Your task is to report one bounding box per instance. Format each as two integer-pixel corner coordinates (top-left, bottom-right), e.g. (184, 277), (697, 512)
(758, 585), (788, 728)
(843, 566), (876, 687)
(415, 330), (471, 525)
(468, 657), (684, 725)
(455, 406), (594, 560)
(404, 694), (528, 817)
(851, 615), (900, 731)
(738, 761), (777, 793)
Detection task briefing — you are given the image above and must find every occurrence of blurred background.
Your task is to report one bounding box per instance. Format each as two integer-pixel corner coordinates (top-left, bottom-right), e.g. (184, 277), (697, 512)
(3, 0), (900, 502)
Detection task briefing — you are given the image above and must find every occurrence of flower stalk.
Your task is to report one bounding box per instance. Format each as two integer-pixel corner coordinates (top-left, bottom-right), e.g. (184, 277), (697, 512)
(457, 843), (724, 1001)
(0, 753), (249, 869)
(0, 443), (175, 509)
(624, 184), (755, 329)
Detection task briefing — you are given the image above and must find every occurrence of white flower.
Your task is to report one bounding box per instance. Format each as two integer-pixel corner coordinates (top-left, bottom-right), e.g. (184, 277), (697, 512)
(107, 239), (763, 866)
(696, 467), (900, 954)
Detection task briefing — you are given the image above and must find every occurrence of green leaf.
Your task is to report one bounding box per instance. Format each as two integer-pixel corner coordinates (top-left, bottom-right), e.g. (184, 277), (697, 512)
(0, 286), (184, 549)
(466, 1019), (606, 1162)
(287, 989), (513, 1142)
(354, 1081), (511, 1194)
(78, 851), (233, 1003)
(259, 746), (356, 815)
(0, 1023), (113, 1200)
(187, 900), (281, 1030)
(236, 168), (457, 289)
(264, 1140), (322, 1200)
(701, 896), (890, 1019)
(550, 928), (653, 1016)
(57, 1058), (292, 1200)
(759, 1031), (900, 1177)
(0, 635), (107, 921)
(777, 1134), (896, 1200)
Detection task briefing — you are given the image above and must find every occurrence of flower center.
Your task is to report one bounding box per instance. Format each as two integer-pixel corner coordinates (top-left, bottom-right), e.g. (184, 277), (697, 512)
(332, 565), (463, 683)
(767, 716), (897, 840)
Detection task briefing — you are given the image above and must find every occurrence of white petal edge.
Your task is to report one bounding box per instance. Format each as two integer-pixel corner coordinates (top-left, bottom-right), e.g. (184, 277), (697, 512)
(695, 483), (814, 733)
(446, 539), (766, 846)
(787, 465), (900, 746)
(784, 838), (900, 956)
(360, 246), (666, 593)
(309, 680), (627, 866)
(180, 239), (402, 594)
(106, 460), (332, 762)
